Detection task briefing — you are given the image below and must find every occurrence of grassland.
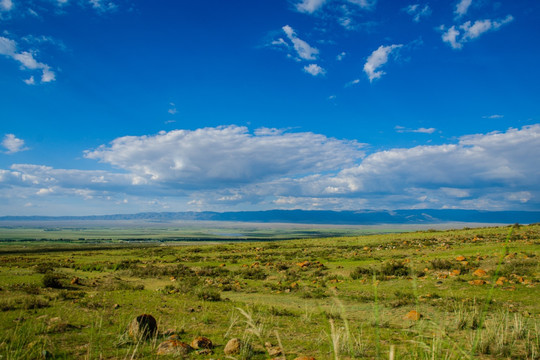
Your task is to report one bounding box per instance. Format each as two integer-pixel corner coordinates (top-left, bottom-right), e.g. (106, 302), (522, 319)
(0, 224), (538, 359)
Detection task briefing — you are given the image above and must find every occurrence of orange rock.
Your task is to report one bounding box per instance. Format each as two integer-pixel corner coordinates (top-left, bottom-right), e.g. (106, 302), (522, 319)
(403, 310), (422, 321)
(455, 255), (466, 261)
(473, 269), (487, 277)
(296, 261), (310, 268)
(450, 269), (461, 276)
(156, 340), (192, 356)
(469, 280), (487, 286)
(496, 277), (508, 286)
(190, 336), (213, 349)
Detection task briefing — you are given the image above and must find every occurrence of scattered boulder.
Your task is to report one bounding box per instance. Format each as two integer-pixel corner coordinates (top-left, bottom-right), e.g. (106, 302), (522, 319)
(455, 255), (466, 261)
(197, 348), (213, 355)
(496, 277), (508, 286)
(70, 277), (80, 285)
(450, 269), (461, 276)
(473, 269), (487, 277)
(296, 261), (310, 268)
(128, 314), (157, 340)
(191, 336), (213, 349)
(403, 310), (422, 321)
(224, 338), (246, 355)
(156, 340), (192, 356)
(469, 279), (487, 286)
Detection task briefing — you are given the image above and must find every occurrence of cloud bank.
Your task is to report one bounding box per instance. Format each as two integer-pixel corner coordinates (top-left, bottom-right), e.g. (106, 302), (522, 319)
(1, 125), (539, 214)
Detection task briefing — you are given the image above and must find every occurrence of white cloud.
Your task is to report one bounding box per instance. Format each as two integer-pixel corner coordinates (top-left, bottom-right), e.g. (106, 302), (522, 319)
(296, 0), (327, 14)
(84, 125), (363, 188)
(336, 51), (346, 61)
(0, 36), (16, 55)
(347, 0), (376, 9)
(23, 76), (35, 85)
(0, 36), (56, 83)
(483, 114), (504, 119)
(0, 0), (12, 11)
(441, 15), (513, 49)
(363, 44), (402, 82)
(441, 26), (462, 49)
(460, 16), (514, 41)
(404, 4), (431, 22)
(306, 125), (540, 207)
(2, 134), (29, 154)
(345, 79), (360, 87)
(282, 25), (319, 61)
(455, 0), (472, 18)
(89, 0), (117, 12)
(168, 102), (177, 115)
(395, 126), (436, 134)
(1, 125), (539, 212)
(303, 63), (326, 76)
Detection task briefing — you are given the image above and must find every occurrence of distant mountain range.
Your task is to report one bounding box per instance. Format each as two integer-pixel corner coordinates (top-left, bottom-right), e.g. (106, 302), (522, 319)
(1, 209), (539, 225)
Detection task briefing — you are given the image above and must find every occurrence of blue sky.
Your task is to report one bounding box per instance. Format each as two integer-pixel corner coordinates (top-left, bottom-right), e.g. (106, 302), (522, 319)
(0, 0), (539, 215)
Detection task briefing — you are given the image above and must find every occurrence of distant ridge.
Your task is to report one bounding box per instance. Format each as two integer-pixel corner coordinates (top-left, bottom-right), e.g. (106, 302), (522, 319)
(0, 209), (538, 225)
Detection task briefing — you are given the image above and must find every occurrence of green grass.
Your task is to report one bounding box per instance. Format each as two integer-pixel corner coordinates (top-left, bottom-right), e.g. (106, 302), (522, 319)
(0, 224), (538, 359)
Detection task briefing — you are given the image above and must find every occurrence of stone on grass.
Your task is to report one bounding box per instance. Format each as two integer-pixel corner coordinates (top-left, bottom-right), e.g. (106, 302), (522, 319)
(224, 338), (247, 355)
(469, 279), (487, 286)
(455, 255), (466, 261)
(128, 314), (157, 340)
(156, 340), (192, 356)
(473, 269), (487, 277)
(403, 310), (422, 321)
(191, 336), (213, 349)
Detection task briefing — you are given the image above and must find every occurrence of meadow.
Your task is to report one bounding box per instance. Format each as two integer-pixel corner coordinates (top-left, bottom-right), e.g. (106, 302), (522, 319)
(0, 224), (538, 359)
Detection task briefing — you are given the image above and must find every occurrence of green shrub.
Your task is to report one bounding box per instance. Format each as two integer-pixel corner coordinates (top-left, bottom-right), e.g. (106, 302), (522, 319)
(196, 288), (222, 301)
(429, 258), (453, 270)
(350, 266), (373, 279)
(380, 261), (410, 277)
(42, 274), (63, 289)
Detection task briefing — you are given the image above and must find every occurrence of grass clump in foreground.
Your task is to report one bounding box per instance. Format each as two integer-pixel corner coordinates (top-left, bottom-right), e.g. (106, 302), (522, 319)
(0, 224), (538, 359)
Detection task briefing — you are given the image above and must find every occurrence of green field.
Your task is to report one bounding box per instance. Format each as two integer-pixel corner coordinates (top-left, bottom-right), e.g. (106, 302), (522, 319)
(0, 224), (538, 359)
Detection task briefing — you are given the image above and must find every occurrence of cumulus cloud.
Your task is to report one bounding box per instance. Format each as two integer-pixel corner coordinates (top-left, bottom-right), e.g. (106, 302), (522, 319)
(296, 0), (328, 14)
(84, 125), (364, 188)
(336, 51), (346, 61)
(441, 15), (513, 49)
(455, 0), (472, 18)
(363, 44), (402, 82)
(404, 4), (431, 22)
(303, 63), (326, 76)
(0, 36), (56, 83)
(1, 125), (539, 212)
(301, 125), (540, 208)
(0, 0), (13, 11)
(282, 25), (319, 61)
(2, 134), (29, 154)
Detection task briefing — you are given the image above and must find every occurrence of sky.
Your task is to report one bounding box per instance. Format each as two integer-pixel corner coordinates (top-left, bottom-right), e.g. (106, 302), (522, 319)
(0, 0), (539, 216)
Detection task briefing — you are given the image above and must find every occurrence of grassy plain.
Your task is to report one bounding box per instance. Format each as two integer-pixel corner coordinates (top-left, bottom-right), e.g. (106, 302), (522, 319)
(0, 224), (538, 359)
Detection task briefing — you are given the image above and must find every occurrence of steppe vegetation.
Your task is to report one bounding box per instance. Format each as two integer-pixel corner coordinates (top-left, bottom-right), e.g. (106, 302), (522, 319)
(0, 224), (538, 359)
